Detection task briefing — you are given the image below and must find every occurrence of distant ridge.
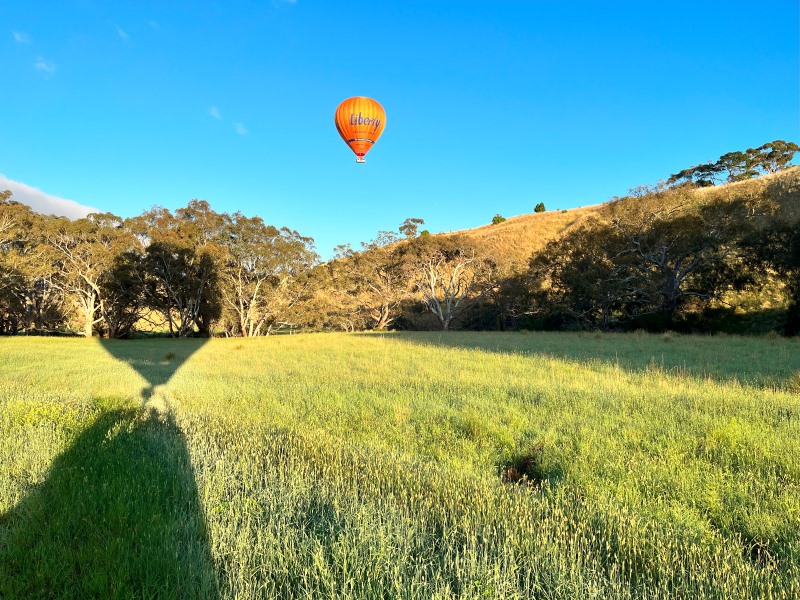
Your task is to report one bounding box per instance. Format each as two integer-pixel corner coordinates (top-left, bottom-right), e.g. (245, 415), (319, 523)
(448, 166), (800, 269)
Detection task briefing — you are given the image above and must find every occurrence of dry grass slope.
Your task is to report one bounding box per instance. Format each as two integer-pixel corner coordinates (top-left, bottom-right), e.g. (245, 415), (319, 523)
(450, 205), (602, 268)
(447, 166), (800, 270)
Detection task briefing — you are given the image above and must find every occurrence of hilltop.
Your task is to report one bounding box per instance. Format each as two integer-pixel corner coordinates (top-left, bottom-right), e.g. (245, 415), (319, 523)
(445, 165), (800, 270)
(445, 205), (603, 268)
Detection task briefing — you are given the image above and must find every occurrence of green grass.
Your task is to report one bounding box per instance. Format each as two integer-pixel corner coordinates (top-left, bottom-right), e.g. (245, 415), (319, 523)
(1, 332), (799, 598)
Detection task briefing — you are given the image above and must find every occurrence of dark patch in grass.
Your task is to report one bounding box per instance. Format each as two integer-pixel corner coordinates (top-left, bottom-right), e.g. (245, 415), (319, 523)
(164, 351), (176, 361)
(500, 441), (564, 487)
(302, 496), (346, 541)
(744, 537), (778, 570)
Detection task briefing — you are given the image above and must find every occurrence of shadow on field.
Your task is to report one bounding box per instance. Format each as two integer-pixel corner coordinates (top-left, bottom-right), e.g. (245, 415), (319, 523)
(387, 331), (800, 390)
(98, 338), (209, 401)
(0, 408), (219, 599)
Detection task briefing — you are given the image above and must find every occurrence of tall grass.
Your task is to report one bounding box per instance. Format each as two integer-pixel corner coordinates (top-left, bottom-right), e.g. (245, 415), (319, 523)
(1, 331), (798, 598)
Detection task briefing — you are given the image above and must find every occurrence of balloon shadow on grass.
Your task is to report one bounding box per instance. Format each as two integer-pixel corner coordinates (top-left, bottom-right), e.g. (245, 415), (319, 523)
(98, 337), (209, 402)
(0, 407), (219, 599)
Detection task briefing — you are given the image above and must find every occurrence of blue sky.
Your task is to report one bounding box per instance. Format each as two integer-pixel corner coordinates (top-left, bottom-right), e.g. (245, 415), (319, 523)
(1, 1), (797, 259)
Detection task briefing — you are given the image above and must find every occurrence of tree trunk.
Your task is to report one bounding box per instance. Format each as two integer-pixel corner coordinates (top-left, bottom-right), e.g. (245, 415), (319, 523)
(83, 294), (96, 337)
(373, 304), (391, 330)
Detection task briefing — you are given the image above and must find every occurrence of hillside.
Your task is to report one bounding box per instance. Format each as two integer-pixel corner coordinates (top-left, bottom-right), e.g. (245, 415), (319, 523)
(447, 205), (603, 268)
(447, 166), (800, 269)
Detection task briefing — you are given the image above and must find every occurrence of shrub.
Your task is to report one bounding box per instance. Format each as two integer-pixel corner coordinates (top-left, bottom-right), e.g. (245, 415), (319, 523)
(491, 214), (506, 225)
(534, 202), (546, 213)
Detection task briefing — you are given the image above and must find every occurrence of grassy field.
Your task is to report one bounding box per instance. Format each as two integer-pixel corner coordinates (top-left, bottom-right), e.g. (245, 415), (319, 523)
(1, 332), (799, 599)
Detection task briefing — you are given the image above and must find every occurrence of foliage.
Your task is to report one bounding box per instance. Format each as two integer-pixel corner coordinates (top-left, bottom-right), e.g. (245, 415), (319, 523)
(534, 202), (546, 213)
(409, 234), (497, 330)
(527, 186), (777, 330)
(746, 217), (800, 335)
(0, 196), (316, 338)
(668, 139), (798, 187)
(491, 214), (506, 225)
(319, 230), (413, 330)
(1, 155), (798, 338)
(399, 217), (425, 239)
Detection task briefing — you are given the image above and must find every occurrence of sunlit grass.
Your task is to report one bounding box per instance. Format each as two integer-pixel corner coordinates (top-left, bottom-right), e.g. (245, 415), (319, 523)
(1, 332), (799, 598)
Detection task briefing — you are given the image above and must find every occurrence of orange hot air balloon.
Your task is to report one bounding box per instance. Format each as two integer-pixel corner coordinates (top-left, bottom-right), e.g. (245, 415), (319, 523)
(334, 96), (386, 163)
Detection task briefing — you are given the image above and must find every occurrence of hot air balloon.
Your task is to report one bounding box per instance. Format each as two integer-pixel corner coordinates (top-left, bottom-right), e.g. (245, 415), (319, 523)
(334, 97), (386, 163)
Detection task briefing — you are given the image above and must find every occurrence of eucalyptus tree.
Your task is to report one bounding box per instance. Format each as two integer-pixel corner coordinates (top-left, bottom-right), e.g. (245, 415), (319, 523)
(754, 140), (800, 174)
(607, 189), (763, 319)
(127, 201), (223, 337)
(527, 223), (642, 329)
(0, 195), (67, 332)
(411, 235), (496, 330)
(399, 217), (424, 239)
(97, 249), (146, 338)
(46, 213), (133, 337)
(328, 231), (416, 330)
(219, 213), (317, 336)
(748, 219), (800, 335)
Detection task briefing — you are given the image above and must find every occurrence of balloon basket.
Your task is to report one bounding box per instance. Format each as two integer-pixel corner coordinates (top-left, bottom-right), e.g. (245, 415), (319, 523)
(356, 157), (366, 163)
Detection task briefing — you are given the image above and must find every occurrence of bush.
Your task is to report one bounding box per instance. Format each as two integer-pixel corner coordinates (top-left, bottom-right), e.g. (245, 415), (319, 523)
(491, 214), (506, 225)
(534, 202), (546, 213)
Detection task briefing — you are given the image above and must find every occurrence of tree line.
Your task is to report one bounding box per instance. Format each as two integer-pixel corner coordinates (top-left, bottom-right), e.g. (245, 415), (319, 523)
(1, 142), (798, 337)
(0, 198), (316, 337)
(525, 178), (800, 334)
(667, 140), (799, 187)
(0, 197), (498, 337)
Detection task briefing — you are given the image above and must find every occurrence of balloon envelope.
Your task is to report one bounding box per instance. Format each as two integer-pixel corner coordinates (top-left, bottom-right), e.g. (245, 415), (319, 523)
(334, 97), (386, 163)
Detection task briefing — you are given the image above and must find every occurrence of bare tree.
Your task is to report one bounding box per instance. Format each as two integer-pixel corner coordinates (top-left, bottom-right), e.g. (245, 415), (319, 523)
(414, 237), (496, 330)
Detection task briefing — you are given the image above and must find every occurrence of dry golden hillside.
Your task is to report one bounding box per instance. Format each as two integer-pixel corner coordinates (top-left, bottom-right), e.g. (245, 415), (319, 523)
(444, 166), (800, 271)
(693, 165), (800, 218)
(446, 205), (603, 268)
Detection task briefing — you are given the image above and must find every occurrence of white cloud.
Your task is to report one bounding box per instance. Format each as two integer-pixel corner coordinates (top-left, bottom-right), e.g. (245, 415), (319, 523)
(13, 31), (29, 43)
(112, 22), (129, 41)
(34, 57), (56, 74)
(0, 175), (99, 219)
(210, 106), (222, 120)
(234, 122), (249, 135)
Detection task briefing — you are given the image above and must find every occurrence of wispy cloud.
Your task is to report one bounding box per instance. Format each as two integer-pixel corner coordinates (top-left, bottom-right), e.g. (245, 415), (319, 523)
(207, 105), (248, 135)
(0, 174), (99, 219)
(13, 31), (29, 43)
(111, 22), (129, 41)
(34, 57), (56, 74)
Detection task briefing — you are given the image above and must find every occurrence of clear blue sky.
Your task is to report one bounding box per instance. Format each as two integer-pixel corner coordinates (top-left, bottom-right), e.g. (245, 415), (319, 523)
(1, 1), (797, 259)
